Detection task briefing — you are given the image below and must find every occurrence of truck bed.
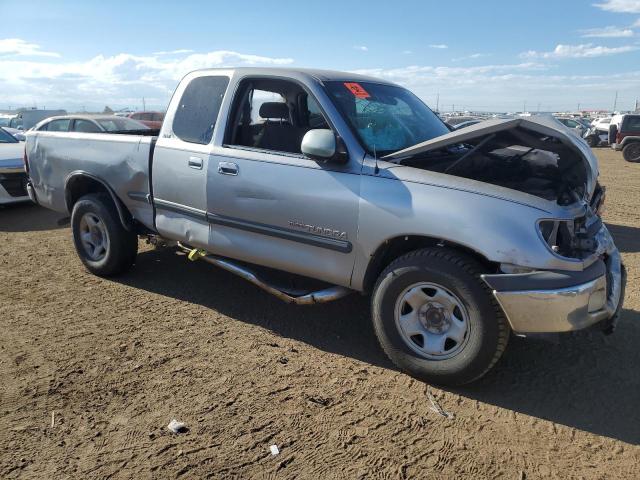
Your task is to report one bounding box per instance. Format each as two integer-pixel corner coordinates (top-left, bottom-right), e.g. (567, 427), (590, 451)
(26, 131), (156, 230)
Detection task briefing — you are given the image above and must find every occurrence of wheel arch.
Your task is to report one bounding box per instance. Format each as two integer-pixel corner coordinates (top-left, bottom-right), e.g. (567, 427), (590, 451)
(64, 171), (133, 231)
(361, 234), (498, 294)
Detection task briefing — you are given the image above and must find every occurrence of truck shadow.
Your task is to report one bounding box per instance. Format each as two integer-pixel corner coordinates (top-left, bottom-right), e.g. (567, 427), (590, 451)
(118, 247), (640, 445)
(606, 223), (640, 253)
(0, 202), (67, 232)
(454, 309), (640, 445)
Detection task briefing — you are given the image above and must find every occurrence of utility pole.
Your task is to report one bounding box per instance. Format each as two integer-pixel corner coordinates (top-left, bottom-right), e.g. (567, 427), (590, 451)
(523, 101), (526, 113)
(613, 90), (618, 112)
(436, 92), (439, 112)
(577, 102), (580, 112)
(142, 97), (146, 111)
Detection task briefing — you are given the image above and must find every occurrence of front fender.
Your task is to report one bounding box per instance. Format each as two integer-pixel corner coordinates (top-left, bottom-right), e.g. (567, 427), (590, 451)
(350, 173), (582, 291)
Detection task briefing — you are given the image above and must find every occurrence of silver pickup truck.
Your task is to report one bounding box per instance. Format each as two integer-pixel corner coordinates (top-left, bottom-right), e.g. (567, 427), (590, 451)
(24, 68), (625, 385)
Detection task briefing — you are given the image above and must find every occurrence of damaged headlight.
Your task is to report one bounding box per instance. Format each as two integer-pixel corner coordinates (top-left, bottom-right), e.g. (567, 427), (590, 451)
(538, 215), (601, 258)
(538, 219), (575, 257)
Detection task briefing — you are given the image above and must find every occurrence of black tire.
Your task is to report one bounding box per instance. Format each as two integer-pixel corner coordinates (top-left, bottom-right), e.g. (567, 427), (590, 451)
(71, 193), (138, 276)
(622, 142), (640, 163)
(585, 135), (597, 148)
(371, 248), (509, 386)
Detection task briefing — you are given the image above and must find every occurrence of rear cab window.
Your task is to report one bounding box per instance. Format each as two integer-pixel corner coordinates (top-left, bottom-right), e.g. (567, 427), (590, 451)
(172, 76), (230, 145)
(73, 119), (100, 133)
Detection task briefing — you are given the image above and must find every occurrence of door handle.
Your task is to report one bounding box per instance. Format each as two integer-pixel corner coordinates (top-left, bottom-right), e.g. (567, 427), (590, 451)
(218, 161), (239, 176)
(188, 156), (203, 169)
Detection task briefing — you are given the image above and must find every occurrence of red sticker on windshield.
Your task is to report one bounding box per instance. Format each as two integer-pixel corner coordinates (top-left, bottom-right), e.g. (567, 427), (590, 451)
(344, 82), (370, 99)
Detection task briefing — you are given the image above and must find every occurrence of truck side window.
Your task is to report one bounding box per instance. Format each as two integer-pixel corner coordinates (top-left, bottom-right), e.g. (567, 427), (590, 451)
(227, 78), (331, 155)
(173, 75), (229, 145)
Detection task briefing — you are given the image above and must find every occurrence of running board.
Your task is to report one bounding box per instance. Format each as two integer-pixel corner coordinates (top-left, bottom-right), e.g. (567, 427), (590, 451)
(177, 243), (352, 305)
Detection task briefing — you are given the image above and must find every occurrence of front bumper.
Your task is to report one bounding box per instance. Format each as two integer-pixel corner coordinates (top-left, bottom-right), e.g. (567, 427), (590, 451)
(482, 226), (625, 334)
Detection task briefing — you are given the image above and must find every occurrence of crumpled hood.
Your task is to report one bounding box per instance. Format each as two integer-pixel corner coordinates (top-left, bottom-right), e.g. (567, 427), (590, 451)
(383, 116), (598, 199)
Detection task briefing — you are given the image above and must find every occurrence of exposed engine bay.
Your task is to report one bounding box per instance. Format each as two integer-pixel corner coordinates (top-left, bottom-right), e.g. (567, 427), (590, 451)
(394, 126), (590, 206)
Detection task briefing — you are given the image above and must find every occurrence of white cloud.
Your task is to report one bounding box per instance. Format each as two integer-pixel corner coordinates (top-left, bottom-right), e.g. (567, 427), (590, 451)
(0, 42), (293, 109)
(402, 50), (413, 55)
(153, 49), (194, 55)
(429, 44), (448, 49)
(452, 53), (491, 62)
(580, 25), (634, 37)
(352, 64), (640, 111)
(353, 45), (368, 51)
(593, 0), (640, 13)
(0, 38), (60, 58)
(633, 18), (640, 26)
(521, 43), (638, 58)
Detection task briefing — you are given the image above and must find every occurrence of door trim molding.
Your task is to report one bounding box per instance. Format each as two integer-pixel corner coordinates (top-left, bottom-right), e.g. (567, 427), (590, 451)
(154, 198), (207, 221)
(207, 212), (353, 253)
(153, 199), (352, 253)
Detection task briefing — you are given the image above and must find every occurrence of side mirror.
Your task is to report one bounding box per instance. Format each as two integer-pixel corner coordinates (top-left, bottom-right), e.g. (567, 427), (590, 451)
(301, 129), (336, 161)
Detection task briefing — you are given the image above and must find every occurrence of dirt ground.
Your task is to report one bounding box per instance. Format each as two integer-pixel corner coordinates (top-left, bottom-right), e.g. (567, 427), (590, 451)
(1, 148), (639, 479)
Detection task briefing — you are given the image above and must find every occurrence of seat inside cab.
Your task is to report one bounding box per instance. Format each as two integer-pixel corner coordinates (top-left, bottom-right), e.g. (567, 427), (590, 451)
(227, 78), (329, 154)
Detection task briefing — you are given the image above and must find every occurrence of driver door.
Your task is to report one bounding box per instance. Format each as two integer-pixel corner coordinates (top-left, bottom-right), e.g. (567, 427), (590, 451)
(206, 77), (361, 287)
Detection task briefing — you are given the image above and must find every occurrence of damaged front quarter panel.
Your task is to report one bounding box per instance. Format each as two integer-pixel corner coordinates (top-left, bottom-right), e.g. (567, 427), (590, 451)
(352, 116), (607, 291)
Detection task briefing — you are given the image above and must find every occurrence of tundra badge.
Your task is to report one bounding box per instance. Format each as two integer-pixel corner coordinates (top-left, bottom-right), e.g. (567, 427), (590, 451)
(288, 220), (347, 240)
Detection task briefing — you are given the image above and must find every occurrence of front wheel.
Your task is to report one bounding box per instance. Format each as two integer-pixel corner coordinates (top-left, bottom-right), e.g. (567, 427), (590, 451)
(622, 142), (640, 162)
(71, 193), (138, 276)
(585, 135), (597, 148)
(371, 248), (510, 386)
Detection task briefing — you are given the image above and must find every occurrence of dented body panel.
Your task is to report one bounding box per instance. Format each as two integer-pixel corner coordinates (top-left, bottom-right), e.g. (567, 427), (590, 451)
(27, 131), (154, 228)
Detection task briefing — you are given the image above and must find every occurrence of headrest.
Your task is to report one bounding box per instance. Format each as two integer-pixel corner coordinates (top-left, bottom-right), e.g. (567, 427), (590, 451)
(259, 102), (289, 120)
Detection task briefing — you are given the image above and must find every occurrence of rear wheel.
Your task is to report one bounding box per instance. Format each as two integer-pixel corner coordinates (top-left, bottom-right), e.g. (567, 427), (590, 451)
(585, 135), (598, 148)
(71, 193), (138, 276)
(371, 248), (509, 386)
(622, 142), (640, 162)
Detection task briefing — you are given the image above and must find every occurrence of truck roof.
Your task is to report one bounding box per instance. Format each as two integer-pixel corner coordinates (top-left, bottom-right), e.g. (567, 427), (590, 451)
(190, 67), (397, 86)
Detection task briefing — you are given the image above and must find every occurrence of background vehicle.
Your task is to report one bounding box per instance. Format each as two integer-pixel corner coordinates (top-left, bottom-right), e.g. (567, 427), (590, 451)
(0, 115), (16, 128)
(35, 115), (152, 134)
(24, 68), (624, 386)
(0, 127), (29, 204)
(8, 109), (67, 130)
(583, 126), (609, 147)
(127, 111), (165, 129)
(610, 114), (640, 162)
(2, 126), (26, 141)
(575, 118), (592, 129)
(591, 116), (612, 133)
(554, 116), (587, 138)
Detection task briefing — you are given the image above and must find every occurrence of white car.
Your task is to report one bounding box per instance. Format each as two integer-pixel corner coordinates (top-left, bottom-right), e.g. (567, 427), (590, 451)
(0, 127), (29, 205)
(591, 117), (612, 132)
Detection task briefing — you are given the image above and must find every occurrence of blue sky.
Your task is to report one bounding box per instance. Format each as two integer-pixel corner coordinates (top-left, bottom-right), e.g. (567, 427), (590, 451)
(1, 0), (640, 112)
